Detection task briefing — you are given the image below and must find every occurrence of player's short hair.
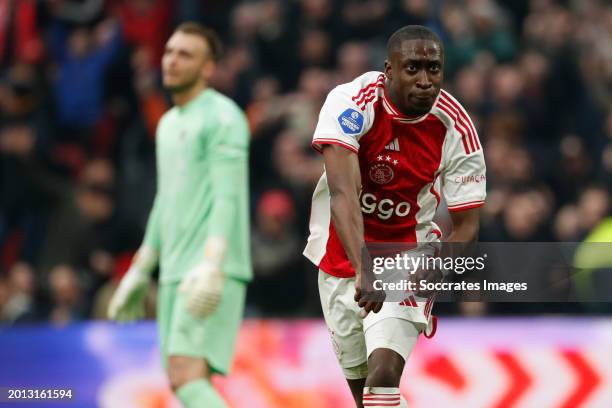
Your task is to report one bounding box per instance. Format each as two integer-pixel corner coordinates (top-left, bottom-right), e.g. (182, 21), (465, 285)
(387, 25), (444, 56)
(173, 22), (223, 62)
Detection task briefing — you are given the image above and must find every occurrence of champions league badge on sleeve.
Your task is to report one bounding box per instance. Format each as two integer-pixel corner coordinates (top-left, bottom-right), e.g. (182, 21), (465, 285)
(338, 108), (364, 135)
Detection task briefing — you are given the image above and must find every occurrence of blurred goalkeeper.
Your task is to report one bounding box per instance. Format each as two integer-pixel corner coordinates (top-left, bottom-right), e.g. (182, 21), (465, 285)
(108, 22), (251, 408)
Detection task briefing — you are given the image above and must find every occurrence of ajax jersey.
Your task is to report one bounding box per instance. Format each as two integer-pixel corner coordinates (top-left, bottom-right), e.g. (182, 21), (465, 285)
(304, 71), (486, 278)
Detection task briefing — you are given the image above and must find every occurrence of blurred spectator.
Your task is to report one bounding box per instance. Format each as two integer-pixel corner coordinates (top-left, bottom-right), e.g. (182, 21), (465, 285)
(48, 19), (122, 151)
(272, 130), (322, 193)
(501, 189), (553, 241)
(245, 76), (283, 134)
(388, 0), (435, 32)
(33, 158), (140, 277)
(299, 28), (333, 68)
(441, 0), (516, 78)
(112, 0), (172, 66)
(47, 264), (85, 325)
(340, 0), (391, 41)
(249, 190), (308, 315)
(0, 63), (45, 127)
(130, 46), (168, 139)
(283, 68), (331, 143)
(1, 262), (37, 323)
(46, 0), (105, 26)
(549, 135), (593, 204)
(0, 278), (10, 322)
(453, 65), (487, 111)
(0, 0), (44, 68)
(554, 204), (581, 241)
(210, 44), (254, 106)
(577, 186), (610, 236)
(334, 41), (372, 85)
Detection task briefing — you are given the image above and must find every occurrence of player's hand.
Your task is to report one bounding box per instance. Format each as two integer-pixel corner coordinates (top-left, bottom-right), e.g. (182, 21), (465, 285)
(178, 260), (224, 319)
(354, 271), (385, 318)
(108, 265), (150, 322)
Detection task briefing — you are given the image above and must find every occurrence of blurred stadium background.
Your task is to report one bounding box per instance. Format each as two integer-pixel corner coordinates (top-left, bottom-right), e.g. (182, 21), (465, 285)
(0, 0), (611, 407)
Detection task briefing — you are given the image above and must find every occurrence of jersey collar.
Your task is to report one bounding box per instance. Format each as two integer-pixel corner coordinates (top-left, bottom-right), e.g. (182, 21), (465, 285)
(177, 88), (213, 113)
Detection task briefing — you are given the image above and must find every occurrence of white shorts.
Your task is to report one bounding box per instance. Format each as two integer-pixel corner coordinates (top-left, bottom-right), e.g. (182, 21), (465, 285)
(318, 270), (434, 375)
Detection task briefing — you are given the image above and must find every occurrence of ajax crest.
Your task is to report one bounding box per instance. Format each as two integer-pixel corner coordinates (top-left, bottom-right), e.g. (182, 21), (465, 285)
(369, 163), (394, 185)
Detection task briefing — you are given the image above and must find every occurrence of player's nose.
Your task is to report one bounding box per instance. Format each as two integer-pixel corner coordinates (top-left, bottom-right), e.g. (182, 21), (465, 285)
(415, 70), (432, 88)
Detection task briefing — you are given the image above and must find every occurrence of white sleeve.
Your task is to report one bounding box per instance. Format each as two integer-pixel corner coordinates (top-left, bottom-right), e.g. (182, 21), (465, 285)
(312, 86), (372, 154)
(441, 127), (486, 212)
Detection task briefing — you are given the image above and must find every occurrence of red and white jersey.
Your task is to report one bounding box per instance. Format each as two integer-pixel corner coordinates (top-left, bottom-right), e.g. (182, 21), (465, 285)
(304, 71), (486, 278)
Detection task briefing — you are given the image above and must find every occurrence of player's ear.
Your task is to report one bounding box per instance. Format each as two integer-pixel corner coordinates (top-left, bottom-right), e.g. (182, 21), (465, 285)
(384, 59), (392, 80)
(202, 59), (216, 82)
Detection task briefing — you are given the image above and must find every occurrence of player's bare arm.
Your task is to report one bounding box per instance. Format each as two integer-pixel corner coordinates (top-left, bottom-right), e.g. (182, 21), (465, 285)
(322, 144), (383, 315)
(447, 207), (480, 243)
(441, 207), (481, 259)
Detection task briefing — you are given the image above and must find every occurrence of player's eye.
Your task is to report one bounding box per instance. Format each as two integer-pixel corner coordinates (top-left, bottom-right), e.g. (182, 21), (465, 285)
(406, 65), (418, 73)
(430, 64), (441, 73)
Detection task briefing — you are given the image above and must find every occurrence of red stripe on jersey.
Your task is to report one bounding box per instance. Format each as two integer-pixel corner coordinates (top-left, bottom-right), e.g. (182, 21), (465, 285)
(438, 97), (476, 153)
(352, 83), (377, 103)
(430, 173), (441, 208)
(447, 199), (485, 208)
(441, 90), (480, 150)
(358, 92), (376, 110)
(363, 401), (400, 404)
(441, 91), (481, 151)
(352, 75), (385, 104)
(424, 315), (438, 338)
(425, 296), (434, 317)
(438, 96), (475, 151)
(363, 403), (400, 407)
(381, 97), (396, 115)
(410, 295), (418, 307)
(355, 83), (384, 109)
(447, 200), (485, 212)
(436, 103), (470, 154)
(363, 396), (400, 401)
(438, 96), (476, 153)
(363, 397), (400, 402)
(312, 138), (358, 154)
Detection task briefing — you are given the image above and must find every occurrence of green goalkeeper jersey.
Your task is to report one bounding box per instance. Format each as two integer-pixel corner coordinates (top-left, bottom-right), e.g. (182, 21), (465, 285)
(142, 88), (252, 284)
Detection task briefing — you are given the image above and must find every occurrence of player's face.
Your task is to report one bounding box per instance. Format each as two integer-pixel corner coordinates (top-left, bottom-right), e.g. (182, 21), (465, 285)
(162, 32), (214, 93)
(384, 39), (443, 116)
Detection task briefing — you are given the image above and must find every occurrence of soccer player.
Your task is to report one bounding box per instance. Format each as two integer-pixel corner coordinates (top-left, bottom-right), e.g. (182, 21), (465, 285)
(107, 23), (251, 408)
(304, 26), (486, 407)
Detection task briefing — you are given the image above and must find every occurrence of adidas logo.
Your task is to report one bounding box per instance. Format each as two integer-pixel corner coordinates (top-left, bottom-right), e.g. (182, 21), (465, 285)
(385, 138), (400, 151)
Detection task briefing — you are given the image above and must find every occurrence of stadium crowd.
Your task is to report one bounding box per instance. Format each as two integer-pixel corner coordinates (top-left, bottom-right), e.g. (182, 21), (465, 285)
(0, 0), (610, 324)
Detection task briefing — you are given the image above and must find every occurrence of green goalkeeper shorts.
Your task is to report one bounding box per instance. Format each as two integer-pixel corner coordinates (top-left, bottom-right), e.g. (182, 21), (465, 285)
(157, 277), (247, 375)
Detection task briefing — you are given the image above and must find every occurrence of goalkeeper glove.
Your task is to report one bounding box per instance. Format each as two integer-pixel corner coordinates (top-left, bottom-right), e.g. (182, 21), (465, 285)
(178, 236), (227, 319)
(178, 259), (225, 319)
(108, 246), (157, 322)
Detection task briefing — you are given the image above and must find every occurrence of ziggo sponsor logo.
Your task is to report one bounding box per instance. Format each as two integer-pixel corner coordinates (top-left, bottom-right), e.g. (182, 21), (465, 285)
(360, 192), (411, 220)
